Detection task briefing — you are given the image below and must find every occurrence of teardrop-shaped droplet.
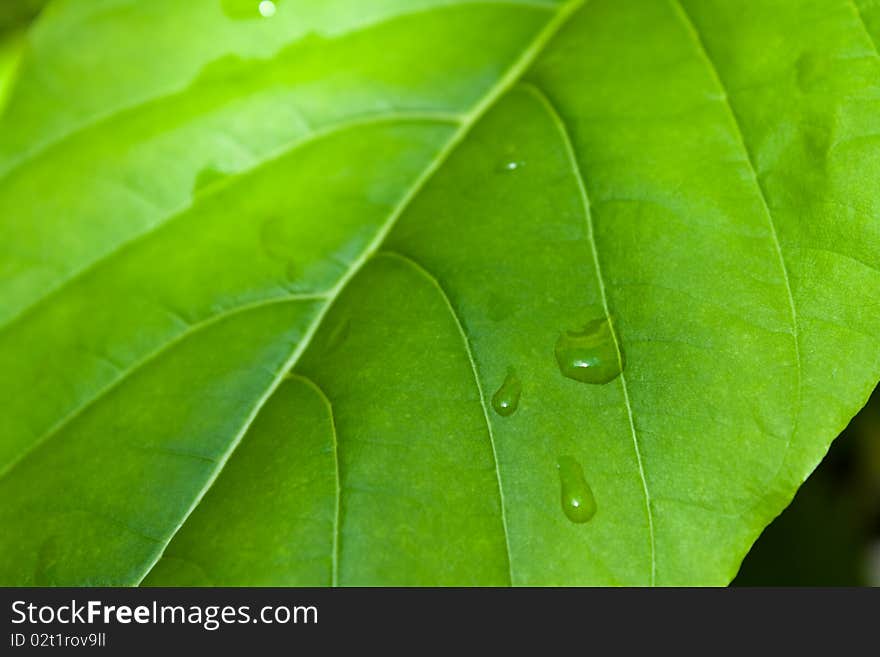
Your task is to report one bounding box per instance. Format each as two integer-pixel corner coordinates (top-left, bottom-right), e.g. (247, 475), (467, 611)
(554, 317), (623, 384)
(557, 456), (596, 524)
(491, 368), (521, 417)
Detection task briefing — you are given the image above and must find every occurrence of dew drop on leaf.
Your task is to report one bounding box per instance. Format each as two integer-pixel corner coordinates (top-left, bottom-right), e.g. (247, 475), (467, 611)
(497, 160), (524, 173)
(557, 456), (597, 524)
(491, 368), (521, 417)
(554, 317), (623, 384)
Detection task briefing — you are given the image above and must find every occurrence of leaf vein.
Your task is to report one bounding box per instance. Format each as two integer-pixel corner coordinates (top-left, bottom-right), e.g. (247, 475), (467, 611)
(847, 0), (880, 57)
(286, 373), (342, 587)
(0, 111), (461, 336)
(134, 0), (584, 586)
(670, 0), (803, 506)
(0, 293), (326, 485)
(379, 249), (514, 586)
(518, 81), (657, 585)
(0, 0), (551, 182)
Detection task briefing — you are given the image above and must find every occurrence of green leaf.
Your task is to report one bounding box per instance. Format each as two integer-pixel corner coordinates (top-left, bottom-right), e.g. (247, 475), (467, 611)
(1, 0), (879, 586)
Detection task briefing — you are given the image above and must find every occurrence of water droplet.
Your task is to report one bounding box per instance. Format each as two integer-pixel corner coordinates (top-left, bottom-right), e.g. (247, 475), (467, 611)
(497, 160), (524, 173)
(491, 368), (521, 417)
(557, 456), (596, 524)
(554, 317), (623, 384)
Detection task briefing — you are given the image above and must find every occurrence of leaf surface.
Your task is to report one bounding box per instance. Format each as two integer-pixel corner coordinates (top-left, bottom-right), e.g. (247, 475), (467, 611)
(1, 0), (879, 585)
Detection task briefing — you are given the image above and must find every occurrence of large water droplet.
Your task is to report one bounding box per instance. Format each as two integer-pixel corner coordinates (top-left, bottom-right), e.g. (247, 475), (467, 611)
(557, 456), (596, 524)
(491, 368), (521, 417)
(554, 317), (623, 384)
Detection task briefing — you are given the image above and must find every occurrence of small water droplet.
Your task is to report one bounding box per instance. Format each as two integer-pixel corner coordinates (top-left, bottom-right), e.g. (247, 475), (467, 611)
(497, 160), (524, 173)
(554, 317), (623, 384)
(491, 368), (521, 417)
(557, 456), (596, 524)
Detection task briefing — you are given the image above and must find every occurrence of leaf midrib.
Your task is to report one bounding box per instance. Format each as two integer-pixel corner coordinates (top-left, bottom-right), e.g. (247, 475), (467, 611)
(0, 0), (558, 334)
(0, 293), (327, 484)
(134, 0), (585, 586)
(0, 0), (554, 180)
